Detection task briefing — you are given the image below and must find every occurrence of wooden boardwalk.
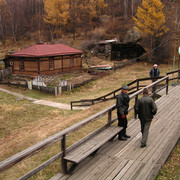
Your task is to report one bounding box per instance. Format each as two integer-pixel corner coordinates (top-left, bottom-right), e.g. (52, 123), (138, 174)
(52, 86), (180, 180)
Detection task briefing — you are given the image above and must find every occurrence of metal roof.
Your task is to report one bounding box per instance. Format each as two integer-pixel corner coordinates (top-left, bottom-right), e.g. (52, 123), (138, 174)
(8, 44), (83, 58)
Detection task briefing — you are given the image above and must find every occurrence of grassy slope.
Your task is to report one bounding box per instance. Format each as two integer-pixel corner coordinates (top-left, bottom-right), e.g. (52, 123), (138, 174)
(0, 61), (179, 179)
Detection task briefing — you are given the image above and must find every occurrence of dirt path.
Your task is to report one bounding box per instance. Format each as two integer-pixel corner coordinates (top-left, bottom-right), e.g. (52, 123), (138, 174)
(0, 87), (86, 110)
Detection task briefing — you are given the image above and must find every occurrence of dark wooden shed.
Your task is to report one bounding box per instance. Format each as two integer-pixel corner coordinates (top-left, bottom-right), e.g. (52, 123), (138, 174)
(111, 43), (146, 61)
(4, 44), (83, 76)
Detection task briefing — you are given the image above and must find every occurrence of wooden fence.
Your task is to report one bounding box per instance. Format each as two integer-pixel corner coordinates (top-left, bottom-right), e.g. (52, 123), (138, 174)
(0, 75), (170, 179)
(70, 76), (164, 110)
(71, 69), (180, 110)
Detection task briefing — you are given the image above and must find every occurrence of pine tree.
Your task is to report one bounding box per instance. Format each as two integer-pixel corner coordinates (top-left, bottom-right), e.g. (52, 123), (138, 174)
(133, 0), (168, 38)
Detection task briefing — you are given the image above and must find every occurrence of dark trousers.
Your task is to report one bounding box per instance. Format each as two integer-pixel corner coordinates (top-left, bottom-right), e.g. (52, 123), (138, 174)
(117, 115), (128, 137)
(140, 121), (151, 145)
(119, 128), (127, 137)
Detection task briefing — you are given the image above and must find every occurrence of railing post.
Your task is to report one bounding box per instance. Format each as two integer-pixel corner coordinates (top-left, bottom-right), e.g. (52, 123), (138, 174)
(166, 76), (169, 95)
(134, 80), (139, 119)
(113, 92), (116, 98)
(71, 102), (73, 110)
(152, 81), (156, 100)
(134, 95), (138, 119)
(108, 110), (112, 126)
(61, 135), (67, 174)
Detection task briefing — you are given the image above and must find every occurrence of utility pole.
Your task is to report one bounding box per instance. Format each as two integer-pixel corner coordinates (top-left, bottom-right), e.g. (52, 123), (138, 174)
(173, 38), (180, 73)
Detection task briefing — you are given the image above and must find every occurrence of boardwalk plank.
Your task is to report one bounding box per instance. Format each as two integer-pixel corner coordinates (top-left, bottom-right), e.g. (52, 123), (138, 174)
(113, 160), (134, 180)
(120, 160), (144, 179)
(134, 162), (156, 180)
(51, 86), (180, 180)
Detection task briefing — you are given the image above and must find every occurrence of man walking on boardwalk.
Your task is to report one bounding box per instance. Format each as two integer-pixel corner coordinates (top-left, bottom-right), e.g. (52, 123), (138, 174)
(116, 85), (130, 141)
(135, 88), (157, 148)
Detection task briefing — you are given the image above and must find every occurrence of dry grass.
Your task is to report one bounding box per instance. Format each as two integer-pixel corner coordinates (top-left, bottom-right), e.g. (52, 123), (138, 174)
(156, 141), (180, 180)
(0, 61), (178, 179)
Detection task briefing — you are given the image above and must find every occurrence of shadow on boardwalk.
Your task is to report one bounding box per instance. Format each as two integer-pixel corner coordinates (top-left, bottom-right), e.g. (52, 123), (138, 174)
(52, 86), (180, 180)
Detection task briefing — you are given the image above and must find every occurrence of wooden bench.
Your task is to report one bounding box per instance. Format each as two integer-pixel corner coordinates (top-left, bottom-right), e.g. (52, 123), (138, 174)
(63, 126), (122, 164)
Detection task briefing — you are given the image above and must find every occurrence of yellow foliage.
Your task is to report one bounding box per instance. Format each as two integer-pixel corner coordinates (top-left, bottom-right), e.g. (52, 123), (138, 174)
(43, 0), (107, 26)
(133, 0), (169, 37)
(44, 0), (69, 26)
(0, 0), (9, 16)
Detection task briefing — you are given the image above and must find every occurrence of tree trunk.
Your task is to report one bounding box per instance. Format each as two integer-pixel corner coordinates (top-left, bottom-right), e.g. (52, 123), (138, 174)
(124, 0), (128, 20)
(48, 25), (54, 43)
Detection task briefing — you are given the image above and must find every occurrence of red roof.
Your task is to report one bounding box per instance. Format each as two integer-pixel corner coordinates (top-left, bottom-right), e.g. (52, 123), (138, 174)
(9, 44), (83, 58)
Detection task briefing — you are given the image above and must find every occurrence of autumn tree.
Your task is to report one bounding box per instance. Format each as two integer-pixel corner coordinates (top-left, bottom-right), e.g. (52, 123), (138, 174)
(44, 0), (69, 41)
(133, 0), (168, 48)
(68, 0), (107, 40)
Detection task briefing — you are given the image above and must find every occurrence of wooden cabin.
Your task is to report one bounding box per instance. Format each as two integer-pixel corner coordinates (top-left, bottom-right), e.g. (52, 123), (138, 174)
(4, 44), (83, 76)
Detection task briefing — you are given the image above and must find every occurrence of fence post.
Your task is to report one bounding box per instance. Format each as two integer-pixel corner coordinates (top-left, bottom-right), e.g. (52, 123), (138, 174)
(58, 86), (62, 95)
(61, 135), (67, 174)
(166, 76), (169, 95)
(108, 110), (112, 126)
(113, 92), (116, 98)
(71, 102), (73, 110)
(152, 82), (156, 100)
(134, 80), (139, 119)
(54, 87), (57, 96)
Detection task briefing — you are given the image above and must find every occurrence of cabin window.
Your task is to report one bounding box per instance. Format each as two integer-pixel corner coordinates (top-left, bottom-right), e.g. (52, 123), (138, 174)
(20, 61), (24, 70)
(70, 58), (74, 67)
(49, 60), (54, 70)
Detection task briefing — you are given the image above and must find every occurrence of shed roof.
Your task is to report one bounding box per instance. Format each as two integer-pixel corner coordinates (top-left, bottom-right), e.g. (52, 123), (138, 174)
(8, 44), (83, 58)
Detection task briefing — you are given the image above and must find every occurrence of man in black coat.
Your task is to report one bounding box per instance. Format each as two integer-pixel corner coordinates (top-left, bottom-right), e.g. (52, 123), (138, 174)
(116, 85), (130, 141)
(135, 88), (157, 148)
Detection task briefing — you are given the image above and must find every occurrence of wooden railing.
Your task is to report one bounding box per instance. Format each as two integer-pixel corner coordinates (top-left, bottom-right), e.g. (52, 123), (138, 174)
(70, 76), (165, 110)
(71, 69), (180, 110)
(0, 75), (170, 179)
(166, 69), (180, 81)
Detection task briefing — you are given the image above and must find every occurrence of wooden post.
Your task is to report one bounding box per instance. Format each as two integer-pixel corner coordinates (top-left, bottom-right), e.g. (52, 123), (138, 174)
(134, 80), (139, 119)
(71, 102), (73, 110)
(166, 77), (169, 95)
(61, 135), (67, 174)
(108, 110), (112, 126)
(113, 92), (116, 98)
(152, 84), (155, 100)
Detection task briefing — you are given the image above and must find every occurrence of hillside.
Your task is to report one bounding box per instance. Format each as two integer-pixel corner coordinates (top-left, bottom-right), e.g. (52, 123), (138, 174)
(0, 0), (179, 65)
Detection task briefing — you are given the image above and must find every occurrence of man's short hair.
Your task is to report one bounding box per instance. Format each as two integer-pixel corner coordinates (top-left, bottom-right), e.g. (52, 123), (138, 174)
(143, 88), (149, 95)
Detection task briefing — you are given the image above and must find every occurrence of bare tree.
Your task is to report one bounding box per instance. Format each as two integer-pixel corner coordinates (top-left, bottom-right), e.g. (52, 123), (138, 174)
(124, 0), (128, 20)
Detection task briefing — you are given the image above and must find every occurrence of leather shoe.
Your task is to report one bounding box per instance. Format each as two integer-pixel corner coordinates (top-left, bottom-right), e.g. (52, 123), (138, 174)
(123, 134), (131, 138)
(118, 136), (127, 141)
(140, 144), (147, 148)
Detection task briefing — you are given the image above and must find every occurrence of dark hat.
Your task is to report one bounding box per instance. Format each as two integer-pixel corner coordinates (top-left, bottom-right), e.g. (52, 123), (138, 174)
(122, 85), (129, 90)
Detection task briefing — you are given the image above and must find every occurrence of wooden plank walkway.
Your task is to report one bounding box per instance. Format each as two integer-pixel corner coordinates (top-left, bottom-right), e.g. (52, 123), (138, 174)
(51, 86), (180, 180)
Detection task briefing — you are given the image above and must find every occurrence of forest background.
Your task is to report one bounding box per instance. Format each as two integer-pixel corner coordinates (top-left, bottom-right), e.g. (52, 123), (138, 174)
(0, 0), (180, 179)
(0, 0), (180, 64)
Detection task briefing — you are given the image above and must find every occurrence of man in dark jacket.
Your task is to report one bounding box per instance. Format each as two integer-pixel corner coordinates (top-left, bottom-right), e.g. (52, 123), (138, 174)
(149, 64), (160, 80)
(135, 88), (157, 148)
(116, 85), (130, 141)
